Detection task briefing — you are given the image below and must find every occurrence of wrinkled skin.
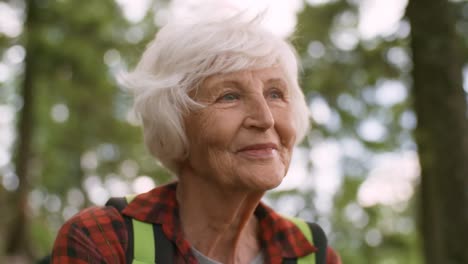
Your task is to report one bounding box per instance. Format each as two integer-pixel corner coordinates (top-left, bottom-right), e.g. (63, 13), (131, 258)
(183, 66), (297, 192)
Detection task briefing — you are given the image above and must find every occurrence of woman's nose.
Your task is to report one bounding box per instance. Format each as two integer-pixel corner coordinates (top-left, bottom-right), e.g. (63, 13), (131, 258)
(243, 95), (274, 130)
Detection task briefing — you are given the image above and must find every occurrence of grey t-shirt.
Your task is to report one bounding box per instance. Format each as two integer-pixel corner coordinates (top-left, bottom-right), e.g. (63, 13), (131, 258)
(191, 247), (264, 264)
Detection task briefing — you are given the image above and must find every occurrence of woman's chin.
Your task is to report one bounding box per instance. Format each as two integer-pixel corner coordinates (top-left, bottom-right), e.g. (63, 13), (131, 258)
(238, 170), (285, 192)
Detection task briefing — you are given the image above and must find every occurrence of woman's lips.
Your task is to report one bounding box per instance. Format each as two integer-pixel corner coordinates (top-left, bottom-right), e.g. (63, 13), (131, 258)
(237, 143), (278, 159)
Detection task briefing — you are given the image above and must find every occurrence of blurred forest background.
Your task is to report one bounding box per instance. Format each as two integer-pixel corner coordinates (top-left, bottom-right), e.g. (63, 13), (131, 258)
(1, 0), (467, 263)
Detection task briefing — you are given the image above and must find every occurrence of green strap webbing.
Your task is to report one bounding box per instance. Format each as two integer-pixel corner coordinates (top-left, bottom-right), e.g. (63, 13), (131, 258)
(125, 195), (156, 264)
(287, 217), (316, 264)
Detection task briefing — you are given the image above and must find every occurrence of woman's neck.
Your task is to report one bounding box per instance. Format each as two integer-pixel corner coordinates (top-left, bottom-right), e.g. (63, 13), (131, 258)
(176, 169), (263, 264)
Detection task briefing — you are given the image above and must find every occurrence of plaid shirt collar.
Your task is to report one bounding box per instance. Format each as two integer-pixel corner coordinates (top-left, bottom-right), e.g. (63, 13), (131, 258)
(122, 182), (316, 263)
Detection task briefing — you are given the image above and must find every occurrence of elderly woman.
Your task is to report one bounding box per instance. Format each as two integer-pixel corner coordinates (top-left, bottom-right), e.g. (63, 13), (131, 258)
(52, 15), (341, 264)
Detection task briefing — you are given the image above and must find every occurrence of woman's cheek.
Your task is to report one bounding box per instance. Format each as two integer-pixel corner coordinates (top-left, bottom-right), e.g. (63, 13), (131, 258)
(277, 118), (297, 149)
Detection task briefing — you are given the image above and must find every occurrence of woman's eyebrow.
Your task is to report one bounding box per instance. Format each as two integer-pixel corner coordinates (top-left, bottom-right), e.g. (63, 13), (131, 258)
(219, 80), (242, 87)
(206, 76), (287, 94)
(265, 78), (287, 87)
(207, 80), (242, 92)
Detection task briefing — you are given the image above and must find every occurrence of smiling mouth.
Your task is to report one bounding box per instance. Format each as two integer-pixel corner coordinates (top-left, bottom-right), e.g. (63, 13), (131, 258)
(237, 143), (278, 159)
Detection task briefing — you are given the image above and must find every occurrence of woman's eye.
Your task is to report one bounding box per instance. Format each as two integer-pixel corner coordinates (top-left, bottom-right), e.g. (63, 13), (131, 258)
(218, 93), (240, 102)
(267, 89), (284, 100)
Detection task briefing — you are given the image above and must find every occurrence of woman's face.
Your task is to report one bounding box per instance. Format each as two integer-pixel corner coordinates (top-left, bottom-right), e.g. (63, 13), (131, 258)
(183, 66), (297, 191)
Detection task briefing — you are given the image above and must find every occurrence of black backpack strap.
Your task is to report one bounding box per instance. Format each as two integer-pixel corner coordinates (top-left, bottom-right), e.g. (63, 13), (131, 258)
(105, 197), (134, 263)
(282, 258), (296, 264)
(106, 197), (129, 211)
(308, 222), (327, 264)
(154, 224), (175, 263)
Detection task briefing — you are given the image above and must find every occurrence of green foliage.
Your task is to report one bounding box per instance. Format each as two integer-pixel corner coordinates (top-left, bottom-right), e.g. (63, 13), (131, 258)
(280, 1), (424, 263)
(290, 0), (467, 262)
(0, 0), (170, 259)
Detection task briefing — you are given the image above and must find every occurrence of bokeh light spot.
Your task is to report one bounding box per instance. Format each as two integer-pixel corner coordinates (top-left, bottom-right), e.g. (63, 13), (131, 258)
(51, 103), (69, 123)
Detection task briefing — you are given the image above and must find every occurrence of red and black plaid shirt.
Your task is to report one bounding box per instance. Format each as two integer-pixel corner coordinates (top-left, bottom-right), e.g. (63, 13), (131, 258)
(52, 182), (341, 264)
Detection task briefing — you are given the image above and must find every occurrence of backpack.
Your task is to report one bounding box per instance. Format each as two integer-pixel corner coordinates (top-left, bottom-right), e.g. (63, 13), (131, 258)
(106, 196), (327, 264)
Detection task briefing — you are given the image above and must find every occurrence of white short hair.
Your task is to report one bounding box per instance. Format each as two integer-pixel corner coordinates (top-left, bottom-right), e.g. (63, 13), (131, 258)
(124, 15), (310, 174)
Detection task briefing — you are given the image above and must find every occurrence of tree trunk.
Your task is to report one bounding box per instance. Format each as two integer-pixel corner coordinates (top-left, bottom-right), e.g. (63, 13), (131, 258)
(407, 0), (468, 263)
(5, 0), (39, 259)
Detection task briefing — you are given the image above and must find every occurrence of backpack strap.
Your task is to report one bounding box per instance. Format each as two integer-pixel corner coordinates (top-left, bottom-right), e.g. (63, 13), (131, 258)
(153, 224), (175, 263)
(283, 217), (328, 264)
(106, 197), (134, 263)
(106, 196), (174, 264)
(106, 197), (327, 264)
(308, 222), (327, 264)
